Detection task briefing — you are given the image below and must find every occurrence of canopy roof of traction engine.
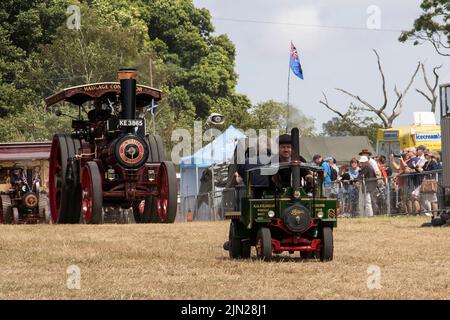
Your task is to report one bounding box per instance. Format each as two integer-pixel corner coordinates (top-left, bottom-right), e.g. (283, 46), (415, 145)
(0, 142), (51, 161)
(45, 82), (162, 108)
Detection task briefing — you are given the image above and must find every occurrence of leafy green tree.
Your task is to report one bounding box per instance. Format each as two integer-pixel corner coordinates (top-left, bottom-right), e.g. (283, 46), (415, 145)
(209, 95), (253, 130)
(249, 100), (316, 136)
(0, 0), (252, 149)
(27, 2), (153, 96)
(285, 105), (317, 136)
(149, 85), (197, 150)
(250, 100), (286, 130)
(0, 0), (70, 115)
(399, 0), (450, 56)
(142, 0), (239, 118)
(322, 104), (382, 146)
(0, 103), (74, 142)
(0, 0), (69, 55)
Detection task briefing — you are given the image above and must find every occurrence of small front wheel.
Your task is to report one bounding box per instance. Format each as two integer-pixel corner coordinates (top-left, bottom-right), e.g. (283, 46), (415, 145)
(241, 239), (251, 259)
(320, 227), (334, 262)
(80, 162), (103, 224)
(229, 221), (242, 259)
(256, 227), (272, 261)
(12, 207), (20, 224)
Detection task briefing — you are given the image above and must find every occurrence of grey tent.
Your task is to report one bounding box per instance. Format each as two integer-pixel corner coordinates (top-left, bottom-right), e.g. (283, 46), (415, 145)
(300, 136), (375, 164)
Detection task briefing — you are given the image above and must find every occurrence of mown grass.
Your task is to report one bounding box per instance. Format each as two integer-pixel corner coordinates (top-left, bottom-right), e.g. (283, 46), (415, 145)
(0, 216), (449, 299)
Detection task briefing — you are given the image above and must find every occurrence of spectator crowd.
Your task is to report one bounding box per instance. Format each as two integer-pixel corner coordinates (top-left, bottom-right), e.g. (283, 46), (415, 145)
(312, 146), (442, 218)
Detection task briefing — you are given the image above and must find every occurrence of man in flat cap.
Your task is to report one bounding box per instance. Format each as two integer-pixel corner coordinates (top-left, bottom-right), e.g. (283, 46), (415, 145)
(272, 134), (312, 192)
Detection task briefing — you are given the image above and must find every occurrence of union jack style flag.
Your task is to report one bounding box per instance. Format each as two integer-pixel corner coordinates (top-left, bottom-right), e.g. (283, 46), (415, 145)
(22, 172), (29, 186)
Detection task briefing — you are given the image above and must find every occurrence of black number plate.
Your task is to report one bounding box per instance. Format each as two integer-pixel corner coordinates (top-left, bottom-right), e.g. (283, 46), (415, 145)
(119, 119), (144, 127)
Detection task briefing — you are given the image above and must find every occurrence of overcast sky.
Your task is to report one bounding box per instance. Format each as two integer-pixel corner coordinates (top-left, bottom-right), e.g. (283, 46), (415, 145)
(193, 0), (450, 132)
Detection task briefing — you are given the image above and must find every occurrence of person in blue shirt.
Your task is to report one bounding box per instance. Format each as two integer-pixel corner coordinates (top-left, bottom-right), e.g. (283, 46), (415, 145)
(10, 168), (22, 186)
(321, 157), (333, 183)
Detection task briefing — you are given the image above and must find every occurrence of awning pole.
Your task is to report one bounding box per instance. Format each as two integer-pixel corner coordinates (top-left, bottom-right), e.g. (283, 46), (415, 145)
(211, 165), (215, 221)
(195, 166), (199, 194)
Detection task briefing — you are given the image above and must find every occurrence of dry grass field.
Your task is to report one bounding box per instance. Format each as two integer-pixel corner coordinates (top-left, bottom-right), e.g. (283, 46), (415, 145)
(0, 216), (449, 300)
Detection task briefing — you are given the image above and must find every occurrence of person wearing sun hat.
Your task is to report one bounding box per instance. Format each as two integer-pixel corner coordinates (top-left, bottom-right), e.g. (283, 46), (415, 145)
(418, 150), (441, 218)
(416, 145), (427, 167)
(358, 148), (381, 177)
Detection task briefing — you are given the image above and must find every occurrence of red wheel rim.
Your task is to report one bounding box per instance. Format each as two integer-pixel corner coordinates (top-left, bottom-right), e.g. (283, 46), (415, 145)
(256, 238), (263, 256)
(49, 137), (63, 223)
(157, 164), (169, 222)
(81, 166), (93, 223)
(138, 200), (145, 215)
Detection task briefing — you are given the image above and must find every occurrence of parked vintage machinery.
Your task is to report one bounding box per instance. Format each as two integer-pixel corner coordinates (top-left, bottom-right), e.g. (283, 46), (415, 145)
(45, 68), (177, 224)
(437, 83), (450, 227)
(0, 167), (49, 224)
(225, 128), (337, 261)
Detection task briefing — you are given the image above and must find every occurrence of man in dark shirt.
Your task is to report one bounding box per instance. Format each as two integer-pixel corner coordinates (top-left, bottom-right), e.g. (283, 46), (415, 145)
(273, 134), (293, 187)
(404, 147), (421, 214)
(10, 168), (22, 186)
(272, 134), (312, 192)
(357, 156), (376, 216)
(236, 136), (272, 198)
(237, 159), (268, 186)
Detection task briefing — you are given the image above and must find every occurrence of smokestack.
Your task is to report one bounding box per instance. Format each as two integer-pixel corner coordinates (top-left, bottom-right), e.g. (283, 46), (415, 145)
(118, 68), (138, 121)
(291, 128), (301, 191)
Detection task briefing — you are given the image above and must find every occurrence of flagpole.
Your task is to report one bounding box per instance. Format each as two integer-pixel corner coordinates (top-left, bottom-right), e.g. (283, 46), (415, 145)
(286, 42), (291, 134)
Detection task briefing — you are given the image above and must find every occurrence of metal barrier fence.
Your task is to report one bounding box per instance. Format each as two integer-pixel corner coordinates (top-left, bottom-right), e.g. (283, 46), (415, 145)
(327, 169), (443, 217)
(178, 187), (245, 222)
(178, 169), (444, 221)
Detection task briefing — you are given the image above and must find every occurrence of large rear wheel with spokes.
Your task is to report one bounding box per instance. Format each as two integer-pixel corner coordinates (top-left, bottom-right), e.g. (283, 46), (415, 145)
(48, 134), (81, 224)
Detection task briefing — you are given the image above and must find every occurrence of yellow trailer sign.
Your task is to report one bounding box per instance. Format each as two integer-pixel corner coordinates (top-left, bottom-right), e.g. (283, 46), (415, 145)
(377, 124), (441, 157)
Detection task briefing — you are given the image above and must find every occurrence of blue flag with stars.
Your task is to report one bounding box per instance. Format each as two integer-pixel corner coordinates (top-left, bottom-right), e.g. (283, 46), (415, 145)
(290, 42), (304, 79)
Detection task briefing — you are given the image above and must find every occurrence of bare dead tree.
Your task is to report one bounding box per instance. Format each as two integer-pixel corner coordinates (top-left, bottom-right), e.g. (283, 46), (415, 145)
(415, 62), (442, 113)
(319, 93), (364, 129)
(319, 91), (347, 119)
(320, 49), (420, 128)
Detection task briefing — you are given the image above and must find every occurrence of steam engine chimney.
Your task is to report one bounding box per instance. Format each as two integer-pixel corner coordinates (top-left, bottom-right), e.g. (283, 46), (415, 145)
(118, 68), (138, 122)
(291, 128), (301, 192)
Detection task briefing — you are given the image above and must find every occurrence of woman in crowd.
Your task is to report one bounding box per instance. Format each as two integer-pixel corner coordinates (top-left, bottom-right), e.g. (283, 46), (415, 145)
(340, 158), (360, 217)
(390, 149), (411, 214)
(418, 150), (441, 218)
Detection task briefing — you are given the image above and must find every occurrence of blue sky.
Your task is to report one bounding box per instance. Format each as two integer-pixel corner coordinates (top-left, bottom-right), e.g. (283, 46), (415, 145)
(193, 0), (450, 132)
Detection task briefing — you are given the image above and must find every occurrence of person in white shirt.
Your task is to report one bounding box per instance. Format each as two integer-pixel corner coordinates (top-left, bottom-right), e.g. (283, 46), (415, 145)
(415, 145), (427, 168)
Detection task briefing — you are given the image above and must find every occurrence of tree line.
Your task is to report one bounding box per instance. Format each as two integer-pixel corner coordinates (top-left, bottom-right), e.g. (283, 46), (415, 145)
(0, 0), (315, 148)
(0, 0), (447, 147)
